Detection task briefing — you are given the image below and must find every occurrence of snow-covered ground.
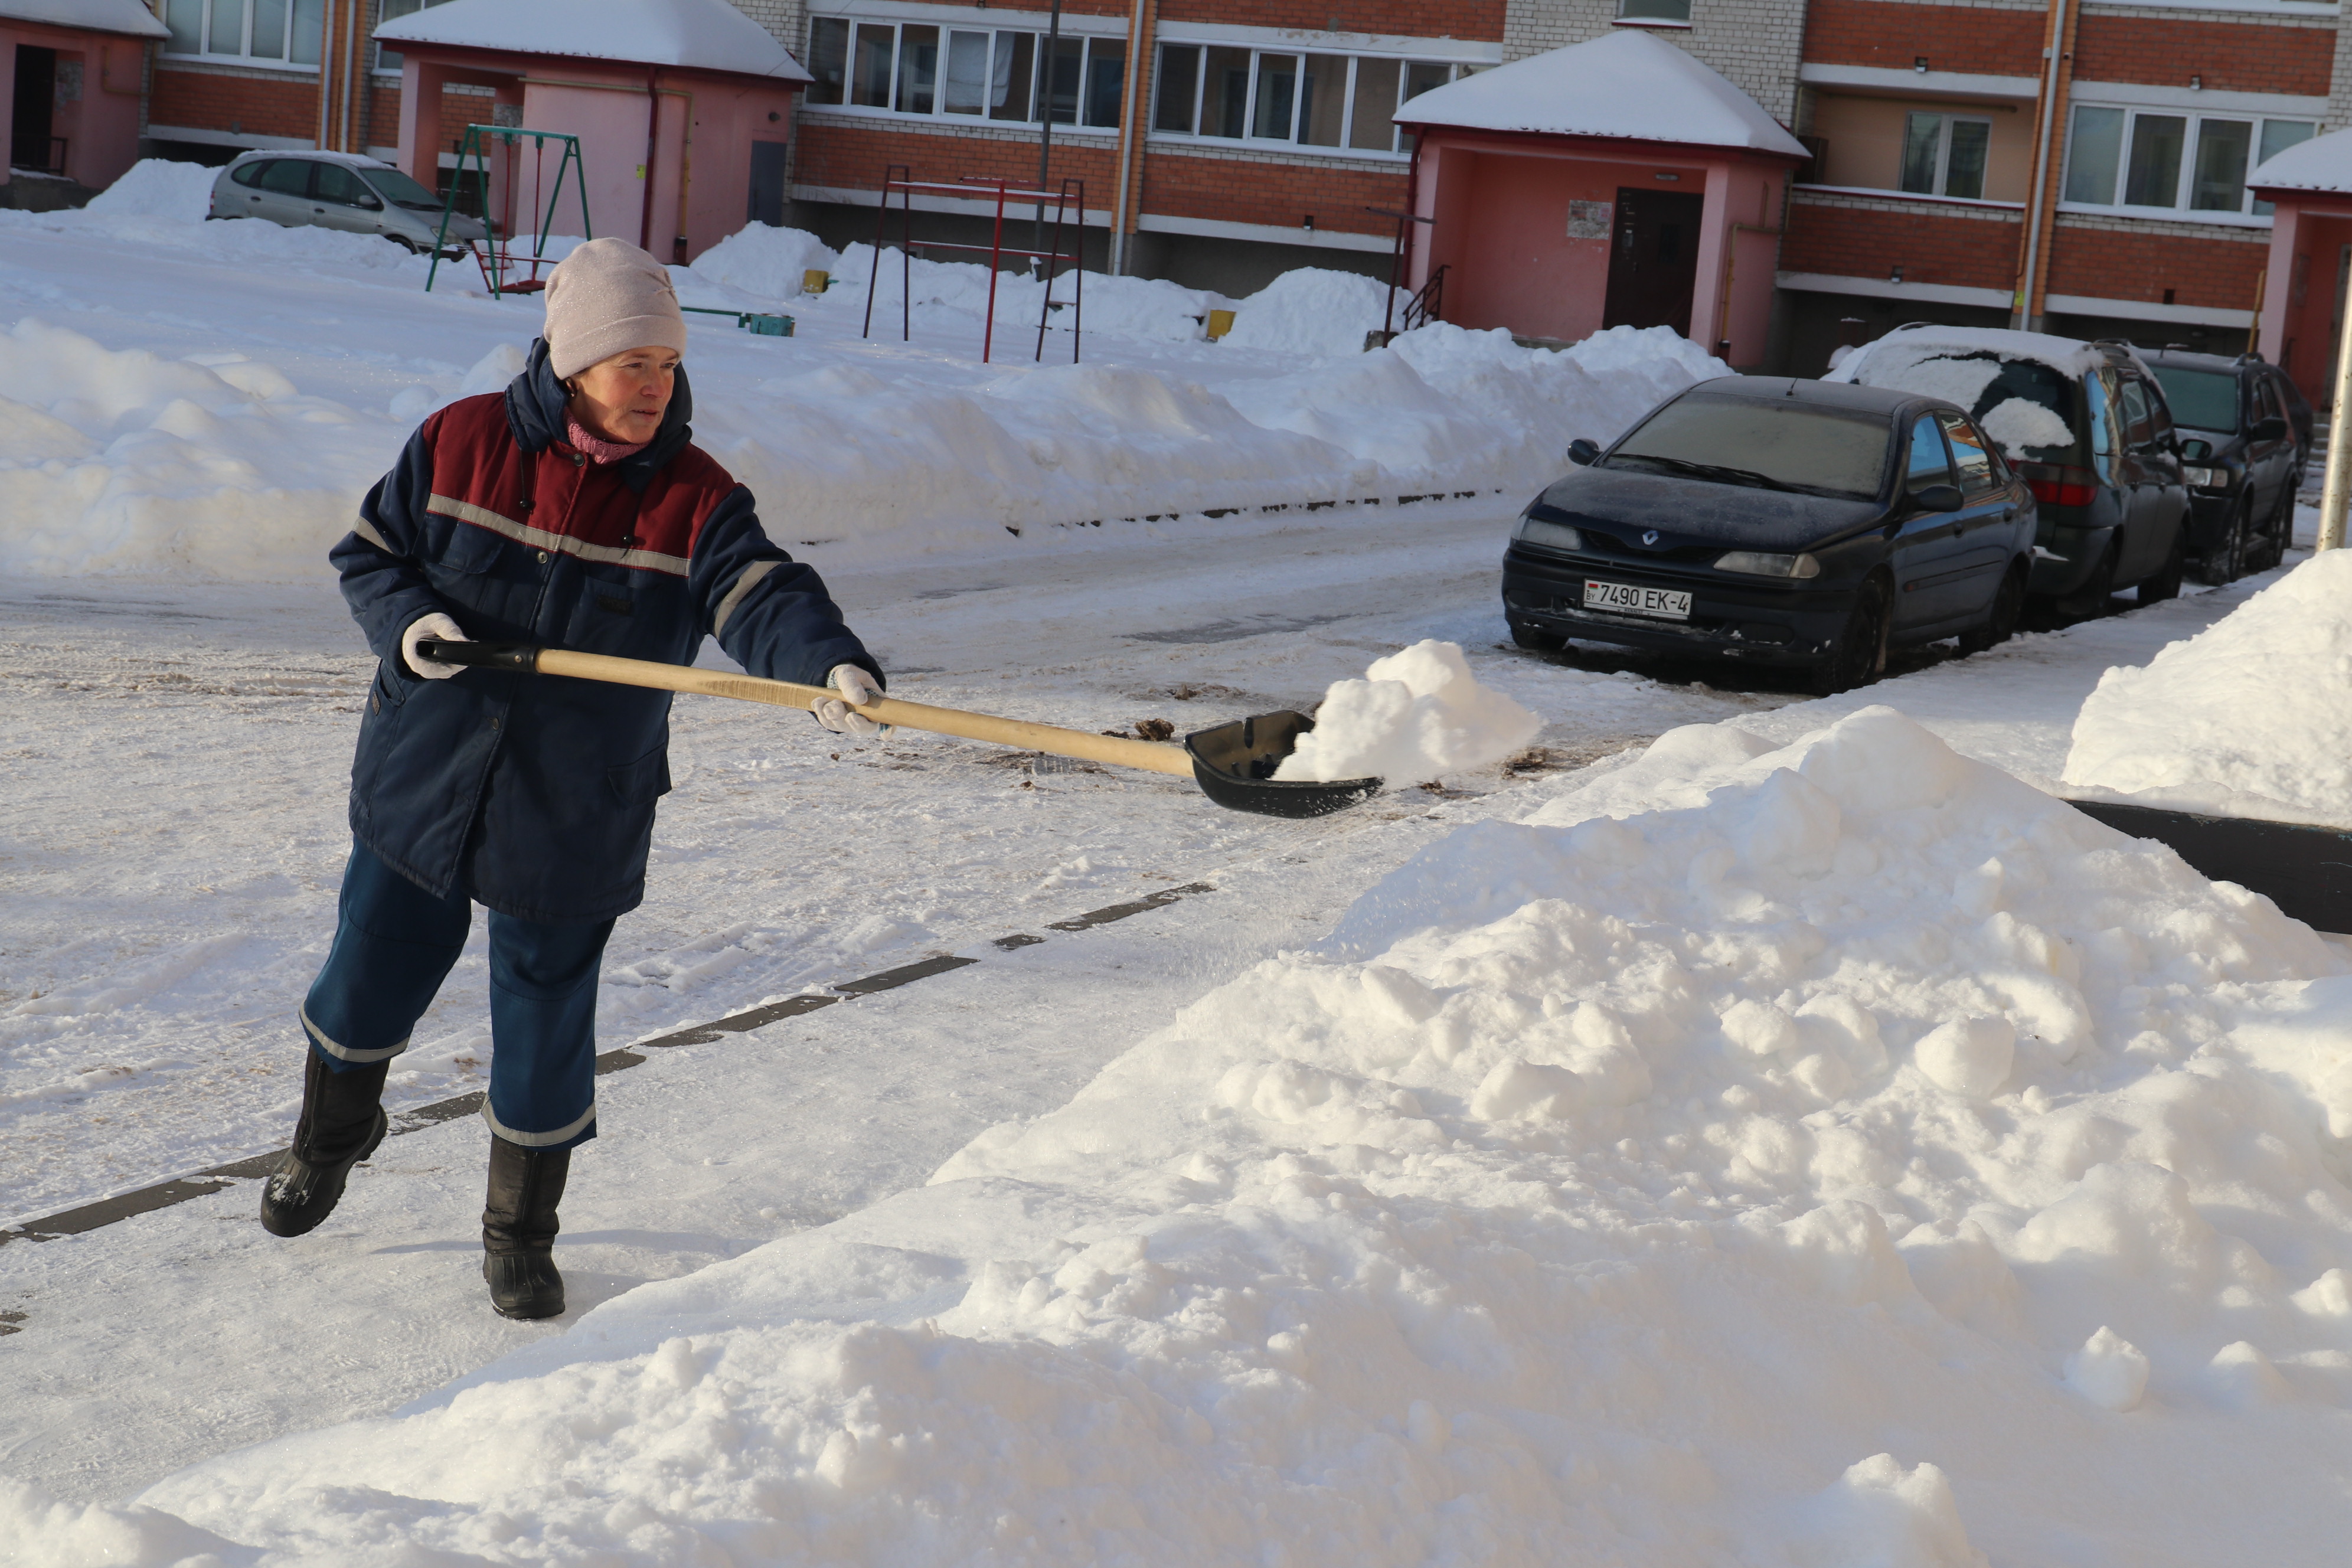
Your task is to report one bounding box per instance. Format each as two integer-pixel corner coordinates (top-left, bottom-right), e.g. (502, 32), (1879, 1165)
(5, 170), (2350, 1564)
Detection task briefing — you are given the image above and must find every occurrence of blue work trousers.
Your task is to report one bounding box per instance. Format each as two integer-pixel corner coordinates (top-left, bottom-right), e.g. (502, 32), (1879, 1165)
(300, 841), (613, 1150)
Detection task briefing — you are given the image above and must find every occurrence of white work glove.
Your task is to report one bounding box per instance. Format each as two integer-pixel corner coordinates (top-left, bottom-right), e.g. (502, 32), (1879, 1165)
(401, 612), (468, 678)
(812, 663), (886, 737)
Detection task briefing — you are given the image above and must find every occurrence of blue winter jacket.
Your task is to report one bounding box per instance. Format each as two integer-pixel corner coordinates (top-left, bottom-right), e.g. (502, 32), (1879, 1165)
(331, 341), (879, 922)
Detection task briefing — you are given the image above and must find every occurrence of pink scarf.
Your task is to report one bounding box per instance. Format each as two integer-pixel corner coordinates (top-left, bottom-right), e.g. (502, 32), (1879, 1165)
(566, 414), (649, 465)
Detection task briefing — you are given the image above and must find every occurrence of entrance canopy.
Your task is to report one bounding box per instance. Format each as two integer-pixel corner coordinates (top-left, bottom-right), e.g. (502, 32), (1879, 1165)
(2250, 126), (2352, 199)
(1394, 30), (1807, 158)
(2252, 128), (2352, 397)
(373, 0), (810, 79)
(0, 0), (166, 37)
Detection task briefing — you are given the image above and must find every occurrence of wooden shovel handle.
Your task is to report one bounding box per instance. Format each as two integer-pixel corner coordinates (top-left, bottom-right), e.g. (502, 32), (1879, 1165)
(534, 648), (1196, 778)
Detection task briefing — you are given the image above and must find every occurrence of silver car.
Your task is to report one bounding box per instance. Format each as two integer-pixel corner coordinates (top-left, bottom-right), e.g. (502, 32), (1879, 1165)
(208, 151), (485, 254)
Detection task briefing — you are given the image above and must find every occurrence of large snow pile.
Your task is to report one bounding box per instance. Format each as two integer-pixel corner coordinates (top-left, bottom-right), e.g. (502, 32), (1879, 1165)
(1219, 266), (1391, 358)
(0, 318), (410, 577)
(2064, 550), (2352, 823)
(17, 706), (2352, 1563)
(1276, 639), (1541, 782)
(687, 222), (838, 300)
(84, 158), (217, 224)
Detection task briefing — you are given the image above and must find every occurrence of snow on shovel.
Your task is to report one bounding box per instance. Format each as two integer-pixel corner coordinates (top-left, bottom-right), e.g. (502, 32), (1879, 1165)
(416, 639), (1383, 819)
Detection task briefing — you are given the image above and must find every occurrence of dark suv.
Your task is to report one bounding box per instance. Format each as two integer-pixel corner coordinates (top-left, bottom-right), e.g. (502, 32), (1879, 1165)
(2140, 349), (2307, 583)
(1833, 328), (2189, 618)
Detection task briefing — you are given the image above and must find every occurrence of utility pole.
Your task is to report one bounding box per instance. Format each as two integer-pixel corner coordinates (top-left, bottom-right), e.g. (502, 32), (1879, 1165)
(2321, 299), (2352, 551)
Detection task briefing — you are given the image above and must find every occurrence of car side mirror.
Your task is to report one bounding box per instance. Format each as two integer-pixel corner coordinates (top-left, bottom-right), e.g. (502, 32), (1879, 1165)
(1913, 484), (1964, 513)
(2251, 416), (2286, 443)
(1567, 437), (1600, 468)
(2180, 436), (2213, 462)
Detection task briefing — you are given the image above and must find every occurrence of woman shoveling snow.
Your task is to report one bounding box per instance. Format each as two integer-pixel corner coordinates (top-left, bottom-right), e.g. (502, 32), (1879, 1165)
(258, 239), (887, 1320)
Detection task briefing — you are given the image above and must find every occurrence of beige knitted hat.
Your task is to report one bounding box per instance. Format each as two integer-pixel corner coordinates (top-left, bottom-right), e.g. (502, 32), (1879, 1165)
(543, 238), (688, 380)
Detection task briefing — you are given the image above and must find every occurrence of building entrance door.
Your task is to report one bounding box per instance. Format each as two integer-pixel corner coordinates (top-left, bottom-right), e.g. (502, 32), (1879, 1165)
(12, 45), (58, 173)
(1602, 187), (1702, 338)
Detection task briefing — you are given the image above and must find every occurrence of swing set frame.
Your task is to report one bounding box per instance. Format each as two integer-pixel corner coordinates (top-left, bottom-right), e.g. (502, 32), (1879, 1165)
(425, 125), (593, 298)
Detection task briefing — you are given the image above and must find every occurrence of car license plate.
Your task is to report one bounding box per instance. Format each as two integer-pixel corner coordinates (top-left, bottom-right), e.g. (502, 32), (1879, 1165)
(1582, 579), (1691, 620)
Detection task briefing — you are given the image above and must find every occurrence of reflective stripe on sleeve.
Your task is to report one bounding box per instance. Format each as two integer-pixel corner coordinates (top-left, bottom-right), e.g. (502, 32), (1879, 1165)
(711, 559), (779, 638)
(351, 516), (393, 551)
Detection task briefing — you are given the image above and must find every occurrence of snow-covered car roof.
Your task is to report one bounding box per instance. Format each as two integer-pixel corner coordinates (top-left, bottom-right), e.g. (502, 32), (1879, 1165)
(373, 0), (812, 81)
(1393, 31), (1808, 159)
(1827, 326), (2121, 387)
(0, 0), (169, 38)
(223, 149), (400, 171)
(2249, 125), (2352, 197)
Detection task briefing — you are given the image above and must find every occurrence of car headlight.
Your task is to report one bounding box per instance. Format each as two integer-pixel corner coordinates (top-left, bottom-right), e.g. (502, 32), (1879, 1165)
(2181, 465), (2229, 490)
(1714, 550), (1822, 579)
(1513, 513), (1582, 552)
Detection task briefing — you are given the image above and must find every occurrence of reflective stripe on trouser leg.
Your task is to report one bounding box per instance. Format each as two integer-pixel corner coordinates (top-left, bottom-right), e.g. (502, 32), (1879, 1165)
(302, 839), (472, 1072)
(480, 910), (615, 1151)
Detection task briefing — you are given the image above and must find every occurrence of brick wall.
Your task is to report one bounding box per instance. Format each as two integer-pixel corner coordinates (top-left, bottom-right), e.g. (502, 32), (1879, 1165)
(150, 66), (319, 141)
(1159, 0), (1504, 32)
(795, 118), (1122, 198)
(2046, 214), (2268, 310)
(1142, 148), (1405, 234)
(1800, 0), (2044, 78)
(437, 83), (498, 157)
(359, 78), (401, 153)
(1781, 193), (2022, 292)
(2073, 15), (2334, 98)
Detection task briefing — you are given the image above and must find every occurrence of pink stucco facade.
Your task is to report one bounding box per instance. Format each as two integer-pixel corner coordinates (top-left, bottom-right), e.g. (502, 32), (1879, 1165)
(2253, 190), (2352, 407)
(1408, 128), (1798, 366)
(394, 44), (799, 263)
(1, 21), (149, 194)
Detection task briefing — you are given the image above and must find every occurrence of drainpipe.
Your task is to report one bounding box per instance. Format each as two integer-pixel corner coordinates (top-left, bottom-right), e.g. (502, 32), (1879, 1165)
(1109, 0), (1151, 276)
(339, 0), (360, 152)
(642, 68), (661, 249)
(2015, 0), (2073, 332)
(315, 0), (335, 151)
(1036, 0), (1063, 253)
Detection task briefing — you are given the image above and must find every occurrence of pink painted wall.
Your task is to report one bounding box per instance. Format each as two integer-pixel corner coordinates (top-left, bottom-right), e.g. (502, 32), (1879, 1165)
(397, 50), (801, 264)
(2258, 198), (2352, 406)
(0, 25), (147, 192)
(1411, 129), (1792, 363)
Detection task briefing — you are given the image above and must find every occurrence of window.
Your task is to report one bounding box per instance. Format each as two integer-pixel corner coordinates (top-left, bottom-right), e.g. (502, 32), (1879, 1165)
(375, 0), (453, 71)
(314, 162), (377, 207)
(2150, 365), (2239, 432)
(2064, 103), (2318, 218)
(1906, 416), (1954, 491)
(1617, 0), (1692, 20)
(1151, 44), (1479, 156)
(1935, 411), (1999, 496)
(806, 15), (1121, 129)
(1899, 112), (1991, 200)
(166, 0), (323, 64)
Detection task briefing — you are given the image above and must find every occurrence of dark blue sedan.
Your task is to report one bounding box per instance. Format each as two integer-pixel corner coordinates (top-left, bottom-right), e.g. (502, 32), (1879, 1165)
(1502, 377), (2037, 693)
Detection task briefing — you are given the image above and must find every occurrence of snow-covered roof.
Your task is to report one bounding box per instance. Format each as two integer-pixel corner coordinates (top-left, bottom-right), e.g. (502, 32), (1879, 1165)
(373, 0), (811, 80)
(1826, 325), (2109, 387)
(1392, 30), (1807, 158)
(2250, 126), (2352, 197)
(0, 0), (169, 39)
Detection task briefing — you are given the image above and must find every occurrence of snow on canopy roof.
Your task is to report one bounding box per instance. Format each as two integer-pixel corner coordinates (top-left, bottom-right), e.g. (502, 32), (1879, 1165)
(373, 0), (811, 80)
(2250, 126), (2352, 197)
(1392, 30), (1806, 158)
(0, 0), (169, 38)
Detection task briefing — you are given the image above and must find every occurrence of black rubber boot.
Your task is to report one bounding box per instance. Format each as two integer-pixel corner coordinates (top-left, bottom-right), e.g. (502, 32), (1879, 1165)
(482, 1136), (569, 1319)
(260, 1054), (390, 1237)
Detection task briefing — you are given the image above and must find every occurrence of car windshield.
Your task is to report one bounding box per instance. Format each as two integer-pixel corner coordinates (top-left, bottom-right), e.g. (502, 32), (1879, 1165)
(362, 166), (444, 210)
(2150, 366), (2238, 433)
(1603, 396), (1890, 500)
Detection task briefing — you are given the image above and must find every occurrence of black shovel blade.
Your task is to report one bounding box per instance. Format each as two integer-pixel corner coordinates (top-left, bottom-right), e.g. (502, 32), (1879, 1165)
(1184, 711), (1382, 819)
(2066, 798), (2352, 935)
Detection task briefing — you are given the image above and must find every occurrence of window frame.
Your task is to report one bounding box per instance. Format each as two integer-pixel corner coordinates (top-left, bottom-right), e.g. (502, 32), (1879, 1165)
(1898, 111), (1994, 201)
(803, 14), (1126, 132)
(162, 0), (324, 69)
(2060, 102), (2320, 222)
(1147, 41), (1478, 159)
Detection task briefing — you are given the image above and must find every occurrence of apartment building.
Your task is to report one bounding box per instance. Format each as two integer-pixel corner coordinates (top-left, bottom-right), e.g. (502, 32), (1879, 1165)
(30, 0), (2348, 384)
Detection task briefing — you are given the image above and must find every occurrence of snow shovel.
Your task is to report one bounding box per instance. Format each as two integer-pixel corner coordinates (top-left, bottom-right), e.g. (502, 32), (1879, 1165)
(415, 640), (1382, 819)
(2063, 798), (2352, 935)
